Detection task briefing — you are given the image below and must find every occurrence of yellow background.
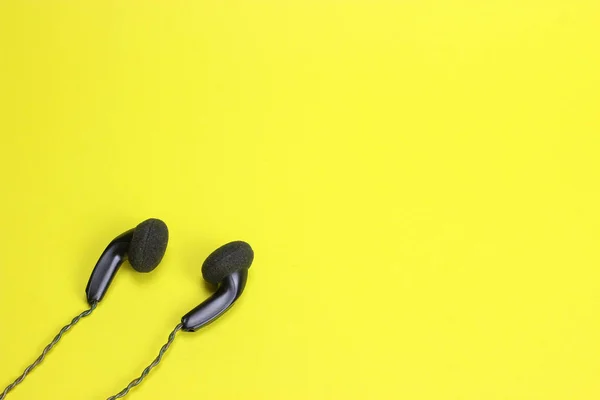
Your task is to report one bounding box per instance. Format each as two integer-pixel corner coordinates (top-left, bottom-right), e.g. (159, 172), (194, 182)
(1, 1), (599, 399)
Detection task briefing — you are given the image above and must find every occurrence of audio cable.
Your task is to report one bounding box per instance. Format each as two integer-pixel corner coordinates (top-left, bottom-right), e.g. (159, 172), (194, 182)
(0, 302), (97, 400)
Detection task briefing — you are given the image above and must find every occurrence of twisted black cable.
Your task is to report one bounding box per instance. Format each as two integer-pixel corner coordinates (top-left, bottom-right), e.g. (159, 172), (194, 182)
(0, 301), (98, 400)
(107, 323), (183, 400)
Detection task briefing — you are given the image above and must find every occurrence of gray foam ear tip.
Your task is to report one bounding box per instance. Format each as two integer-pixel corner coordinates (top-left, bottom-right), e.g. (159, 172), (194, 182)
(129, 218), (169, 273)
(202, 241), (254, 285)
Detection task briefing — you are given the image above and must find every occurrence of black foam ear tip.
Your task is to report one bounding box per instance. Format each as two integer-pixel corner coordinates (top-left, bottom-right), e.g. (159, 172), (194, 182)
(129, 218), (169, 273)
(202, 241), (254, 285)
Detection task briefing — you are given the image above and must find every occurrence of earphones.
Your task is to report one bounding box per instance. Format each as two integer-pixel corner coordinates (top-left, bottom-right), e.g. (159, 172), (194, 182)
(1, 218), (254, 399)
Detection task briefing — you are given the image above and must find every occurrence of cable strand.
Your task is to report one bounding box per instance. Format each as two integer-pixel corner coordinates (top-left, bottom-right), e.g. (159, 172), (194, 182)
(107, 323), (183, 400)
(0, 301), (98, 400)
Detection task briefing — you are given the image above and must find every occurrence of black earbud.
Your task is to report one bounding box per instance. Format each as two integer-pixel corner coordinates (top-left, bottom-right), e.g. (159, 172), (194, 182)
(2, 218), (170, 399)
(106, 241), (254, 399)
(85, 218), (169, 305)
(181, 241), (254, 332)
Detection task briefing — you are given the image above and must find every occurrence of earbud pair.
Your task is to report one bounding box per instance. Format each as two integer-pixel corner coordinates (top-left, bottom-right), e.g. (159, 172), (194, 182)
(86, 218), (253, 331)
(1, 218), (254, 400)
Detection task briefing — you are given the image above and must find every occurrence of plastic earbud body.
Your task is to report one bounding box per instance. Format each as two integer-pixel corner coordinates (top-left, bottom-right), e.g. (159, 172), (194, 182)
(84, 219), (169, 306)
(181, 268), (248, 332)
(85, 229), (134, 305)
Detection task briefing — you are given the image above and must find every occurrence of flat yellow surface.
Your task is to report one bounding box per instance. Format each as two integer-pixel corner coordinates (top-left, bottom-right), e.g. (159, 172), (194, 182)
(1, 1), (599, 399)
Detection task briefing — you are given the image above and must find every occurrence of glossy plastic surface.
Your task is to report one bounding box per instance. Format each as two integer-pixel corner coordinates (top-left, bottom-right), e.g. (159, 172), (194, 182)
(181, 268), (248, 332)
(85, 229), (134, 305)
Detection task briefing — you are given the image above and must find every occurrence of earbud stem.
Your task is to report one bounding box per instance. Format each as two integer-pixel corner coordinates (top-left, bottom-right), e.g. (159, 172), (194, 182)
(85, 229), (134, 305)
(181, 269), (248, 332)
